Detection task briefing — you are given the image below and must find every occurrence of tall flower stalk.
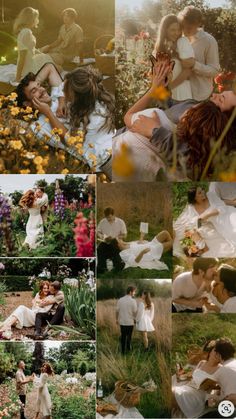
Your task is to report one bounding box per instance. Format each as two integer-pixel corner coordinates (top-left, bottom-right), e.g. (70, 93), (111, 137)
(74, 211), (95, 257)
(0, 195), (14, 253)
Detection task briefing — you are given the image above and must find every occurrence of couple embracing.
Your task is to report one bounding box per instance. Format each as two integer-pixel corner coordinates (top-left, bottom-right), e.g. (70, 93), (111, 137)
(0, 280), (64, 340)
(116, 286), (155, 354)
(16, 360), (53, 419)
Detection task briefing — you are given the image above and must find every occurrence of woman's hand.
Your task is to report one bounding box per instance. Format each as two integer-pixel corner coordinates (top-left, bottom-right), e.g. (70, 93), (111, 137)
(151, 62), (172, 88)
(32, 98), (51, 116)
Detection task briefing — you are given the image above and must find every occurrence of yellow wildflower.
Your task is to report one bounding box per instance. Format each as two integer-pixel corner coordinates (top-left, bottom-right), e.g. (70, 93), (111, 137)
(9, 140), (23, 150)
(25, 106), (33, 114)
(112, 143), (135, 177)
(10, 106), (20, 116)
(44, 117), (49, 123)
(219, 172), (236, 181)
(9, 92), (18, 100)
(61, 168), (69, 174)
(36, 166), (45, 174)
(150, 85), (170, 101)
(20, 169), (31, 174)
(33, 156), (43, 165)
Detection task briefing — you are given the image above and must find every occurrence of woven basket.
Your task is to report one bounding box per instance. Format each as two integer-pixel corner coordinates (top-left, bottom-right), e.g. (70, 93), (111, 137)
(94, 34), (115, 76)
(114, 381), (141, 408)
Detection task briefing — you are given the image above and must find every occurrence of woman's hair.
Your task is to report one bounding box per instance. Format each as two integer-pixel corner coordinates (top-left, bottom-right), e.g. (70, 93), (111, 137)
(214, 338), (235, 361)
(13, 7), (39, 35)
(202, 340), (216, 360)
(64, 66), (115, 135)
(153, 14), (179, 57)
(39, 280), (50, 299)
(41, 362), (54, 375)
(19, 189), (35, 208)
(143, 291), (152, 309)
(177, 101), (235, 179)
(219, 265), (236, 294)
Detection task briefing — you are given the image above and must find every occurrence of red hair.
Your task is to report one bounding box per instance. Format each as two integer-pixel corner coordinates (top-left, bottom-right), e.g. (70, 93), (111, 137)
(39, 280), (50, 299)
(41, 362), (54, 375)
(177, 101), (235, 179)
(19, 189), (35, 208)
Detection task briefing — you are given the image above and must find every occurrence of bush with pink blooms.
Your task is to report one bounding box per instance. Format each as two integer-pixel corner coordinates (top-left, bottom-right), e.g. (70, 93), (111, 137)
(74, 211), (95, 257)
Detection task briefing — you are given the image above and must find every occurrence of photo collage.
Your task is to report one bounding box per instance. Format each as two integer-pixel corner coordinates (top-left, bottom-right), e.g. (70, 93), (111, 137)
(0, 0), (236, 418)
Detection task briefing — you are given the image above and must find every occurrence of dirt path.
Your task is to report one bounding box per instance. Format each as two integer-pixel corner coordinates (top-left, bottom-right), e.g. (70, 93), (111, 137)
(25, 387), (43, 419)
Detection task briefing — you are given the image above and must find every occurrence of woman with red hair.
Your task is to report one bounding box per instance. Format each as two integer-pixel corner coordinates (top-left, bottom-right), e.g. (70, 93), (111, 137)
(34, 362), (54, 419)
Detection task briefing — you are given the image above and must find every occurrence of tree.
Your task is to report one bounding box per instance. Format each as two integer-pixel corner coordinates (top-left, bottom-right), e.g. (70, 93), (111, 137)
(32, 342), (44, 374)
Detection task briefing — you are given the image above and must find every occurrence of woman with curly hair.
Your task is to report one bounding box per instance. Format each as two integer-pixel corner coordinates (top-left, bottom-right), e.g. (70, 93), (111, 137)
(63, 65), (115, 170)
(0, 281), (52, 333)
(34, 362), (54, 419)
(19, 189), (47, 249)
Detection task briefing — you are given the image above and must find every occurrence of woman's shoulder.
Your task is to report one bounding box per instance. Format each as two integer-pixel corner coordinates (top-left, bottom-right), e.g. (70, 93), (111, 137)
(18, 27), (32, 37)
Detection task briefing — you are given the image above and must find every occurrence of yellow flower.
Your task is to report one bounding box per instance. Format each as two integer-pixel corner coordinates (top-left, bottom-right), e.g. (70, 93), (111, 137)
(25, 106), (33, 114)
(9, 140), (23, 150)
(112, 143), (135, 177)
(150, 85), (170, 101)
(58, 154), (66, 162)
(36, 166), (45, 174)
(2, 128), (10, 136)
(44, 117), (49, 123)
(8, 92), (18, 100)
(61, 168), (69, 174)
(20, 169), (31, 174)
(219, 172), (236, 181)
(10, 106), (20, 116)
(33, 156), (43, 165)
(88, 153), (97, 161)
(66, 136), (77, 146)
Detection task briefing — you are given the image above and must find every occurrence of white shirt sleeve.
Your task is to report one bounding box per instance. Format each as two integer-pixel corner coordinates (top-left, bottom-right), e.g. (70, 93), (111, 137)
(17, 28), (34, 51)
(120, 220), (127, 236)
(177, 37), (195, 59)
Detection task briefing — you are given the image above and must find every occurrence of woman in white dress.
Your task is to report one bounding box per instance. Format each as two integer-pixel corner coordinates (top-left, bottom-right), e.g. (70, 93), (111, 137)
(153, 14), (194, 101)
(136, 291), (155, 350)
(173, 186), (236, 258)
(13, 7), (55, 82)
(173, 341), (221, 418)
(117, 230), (172, 270)
(0, 281), (52, 332)
(34, 362), (53, 419)
(19, 189), (46, 249)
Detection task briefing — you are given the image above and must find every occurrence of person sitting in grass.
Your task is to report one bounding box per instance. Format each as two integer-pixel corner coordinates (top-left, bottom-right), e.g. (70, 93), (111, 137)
(117, 230), (173, 269)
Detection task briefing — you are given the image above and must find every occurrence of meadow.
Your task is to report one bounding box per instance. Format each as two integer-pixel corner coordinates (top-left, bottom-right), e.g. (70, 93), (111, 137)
(97, 297), (172, 418)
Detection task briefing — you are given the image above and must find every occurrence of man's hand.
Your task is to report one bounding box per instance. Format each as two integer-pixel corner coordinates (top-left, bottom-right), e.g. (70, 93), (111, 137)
(32, 98), (51, 116)
(130, 111), (161, 138)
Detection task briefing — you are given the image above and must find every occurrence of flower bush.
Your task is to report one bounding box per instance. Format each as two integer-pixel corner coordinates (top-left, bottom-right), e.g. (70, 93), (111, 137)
(74, 211), (95, 257)
(0, 380), (22, 419)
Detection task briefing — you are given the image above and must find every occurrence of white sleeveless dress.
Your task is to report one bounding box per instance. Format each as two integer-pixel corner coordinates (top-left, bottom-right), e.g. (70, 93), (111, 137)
(136, 302), (155, 332)
(35, 373), (52, 416)
(24, 199), (45, 249)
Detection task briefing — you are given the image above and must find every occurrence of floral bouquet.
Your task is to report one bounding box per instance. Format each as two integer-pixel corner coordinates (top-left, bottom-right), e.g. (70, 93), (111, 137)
(180, 229), (208, 257)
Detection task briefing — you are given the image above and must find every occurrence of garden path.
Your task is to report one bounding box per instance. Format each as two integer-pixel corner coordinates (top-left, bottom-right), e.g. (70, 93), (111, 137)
(25, 386), (43, 419)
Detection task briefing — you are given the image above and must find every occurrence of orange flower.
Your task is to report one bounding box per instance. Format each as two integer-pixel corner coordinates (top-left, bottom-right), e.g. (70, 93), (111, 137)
(112, 143), (135, 177)
(150, 86), (170, 101)
(219, 172), (236, 181)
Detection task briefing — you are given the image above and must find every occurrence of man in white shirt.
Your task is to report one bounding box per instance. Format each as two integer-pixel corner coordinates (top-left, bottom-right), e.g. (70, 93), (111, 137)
(209, 182), (236, 207)
(97, 207), (127, 274)
(16, 360), (34, 419)
(178, 6), (220, 101)
(35, 187), (49, 224)
(116, 286), (137, 355)
(201, 339), (236, 417)
(172, 258), (218, 312)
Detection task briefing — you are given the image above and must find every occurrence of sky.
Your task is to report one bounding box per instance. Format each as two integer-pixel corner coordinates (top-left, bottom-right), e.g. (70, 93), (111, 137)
(0, 174), (87, 194)
(117, 0), (227, 10)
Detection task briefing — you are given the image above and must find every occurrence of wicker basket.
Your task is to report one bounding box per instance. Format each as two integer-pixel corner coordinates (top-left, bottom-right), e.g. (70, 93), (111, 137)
(94, 34), (115, 76)
(114, 381), (141, 408)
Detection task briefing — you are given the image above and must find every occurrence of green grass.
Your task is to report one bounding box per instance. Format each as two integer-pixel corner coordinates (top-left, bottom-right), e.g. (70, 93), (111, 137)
(172, 313), (236, 369)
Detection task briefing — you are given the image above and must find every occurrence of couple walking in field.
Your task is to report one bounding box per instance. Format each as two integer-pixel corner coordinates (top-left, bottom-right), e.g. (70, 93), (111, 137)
(116, 286), (155, 354)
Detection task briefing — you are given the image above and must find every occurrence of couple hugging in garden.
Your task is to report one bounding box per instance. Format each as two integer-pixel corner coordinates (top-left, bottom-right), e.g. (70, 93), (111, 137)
(97, 206), (173, 274)
(16, 359), (53, 419)
(1, 7), (114, 174)
(113, 6), (236, 181)
(0, 280), (65, 340)
(173, 258), (236, 314)
(19, 186), (48, 250)
(116, 286), (155, 354)
(172, 338), (236, 418)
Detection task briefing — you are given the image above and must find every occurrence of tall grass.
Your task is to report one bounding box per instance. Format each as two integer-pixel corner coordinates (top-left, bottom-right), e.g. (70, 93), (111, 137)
(97, 297), (172, 417)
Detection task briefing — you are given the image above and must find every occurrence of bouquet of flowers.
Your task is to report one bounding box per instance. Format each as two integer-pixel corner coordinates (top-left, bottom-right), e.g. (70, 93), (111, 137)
(180, 229), (208, 257)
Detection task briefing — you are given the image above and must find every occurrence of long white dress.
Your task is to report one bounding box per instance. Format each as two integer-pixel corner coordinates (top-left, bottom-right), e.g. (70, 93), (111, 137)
(17, 28), (54, 79)
(2, 293), (53, 329)
(136, 301), (155, 332)
(173, 365), (219, 418)
(171, 37), (194, 101)
(119, 237), (168, 270)
(24, 197), (47, 249)
(35, 373), (52, 416)
(173, 191), (236, 257)
(112, 109), (175, 182)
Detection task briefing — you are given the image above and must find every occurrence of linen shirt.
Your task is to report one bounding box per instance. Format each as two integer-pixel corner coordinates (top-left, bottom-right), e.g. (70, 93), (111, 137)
(214, 358), (236, 399)
(58, 23), (83, 59)
(97, 217), (127, 239)
(220, 296), (236, 313)
(210, 183), (236, 201)
(116, 295), (137, 326)
(16, 369), (26, 395)
(48, 290), (64, 315)
(172, 271), (206, 311)
(188, 29), (220, 101)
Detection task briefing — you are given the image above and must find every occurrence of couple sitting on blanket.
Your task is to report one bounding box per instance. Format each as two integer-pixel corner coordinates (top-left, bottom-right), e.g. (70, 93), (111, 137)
(12, 62), (113, 176)
(0, 280), (64, 340)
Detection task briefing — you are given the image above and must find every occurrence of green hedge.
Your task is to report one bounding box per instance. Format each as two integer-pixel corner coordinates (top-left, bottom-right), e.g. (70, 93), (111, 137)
(0, 276), (31, 292)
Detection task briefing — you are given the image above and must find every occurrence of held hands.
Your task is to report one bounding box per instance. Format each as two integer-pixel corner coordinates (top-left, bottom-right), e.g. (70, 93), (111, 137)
(130, 111), (161, 138)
